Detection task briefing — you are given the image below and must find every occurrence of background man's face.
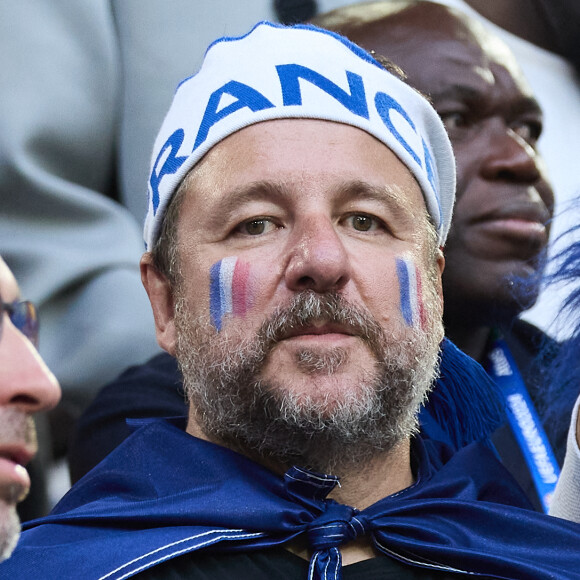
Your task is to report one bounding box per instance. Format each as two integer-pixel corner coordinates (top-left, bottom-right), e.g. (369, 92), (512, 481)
(333, 4), (554, 325)
(156, 119), (444, 470)
(0, 258), (60, 562)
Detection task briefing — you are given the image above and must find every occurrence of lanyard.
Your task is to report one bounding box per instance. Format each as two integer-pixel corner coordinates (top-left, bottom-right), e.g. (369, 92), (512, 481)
(486, 337), (560, 512)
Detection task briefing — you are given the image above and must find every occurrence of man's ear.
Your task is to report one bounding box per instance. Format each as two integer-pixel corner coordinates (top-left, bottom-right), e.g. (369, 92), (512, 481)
(140, 252), (177, 355)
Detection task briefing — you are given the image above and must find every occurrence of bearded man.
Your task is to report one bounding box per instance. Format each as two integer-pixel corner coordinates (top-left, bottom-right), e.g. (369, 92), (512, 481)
(4, 21), (579, 580)
(73, 0), (571, 515)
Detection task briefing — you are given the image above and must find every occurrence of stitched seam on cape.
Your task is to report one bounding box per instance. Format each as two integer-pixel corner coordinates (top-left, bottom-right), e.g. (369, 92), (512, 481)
(374, 539), (475, 575)
(291, 467), (337, 483)
(323, 549), (331, 580)
(332, 546), (340, 580)
(98, 529), (264, 580)
(350, 516), (365, 535)
(309, 552), (319, 580)
(286, 474), (336, 488)
(309, 523), (344, 534)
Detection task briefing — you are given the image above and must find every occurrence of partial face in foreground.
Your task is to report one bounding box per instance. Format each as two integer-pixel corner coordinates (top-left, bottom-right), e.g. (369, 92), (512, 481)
(0, 257), (60, 562)
(330, 3), (554, 326)
(143, 119), (444, 473)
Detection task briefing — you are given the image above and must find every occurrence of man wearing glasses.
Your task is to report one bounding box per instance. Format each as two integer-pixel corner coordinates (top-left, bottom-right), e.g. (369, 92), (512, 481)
(0, 257), (60, 562)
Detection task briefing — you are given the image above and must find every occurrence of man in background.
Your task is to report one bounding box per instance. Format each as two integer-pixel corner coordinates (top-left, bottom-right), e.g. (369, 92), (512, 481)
(0, 257), (60, 561)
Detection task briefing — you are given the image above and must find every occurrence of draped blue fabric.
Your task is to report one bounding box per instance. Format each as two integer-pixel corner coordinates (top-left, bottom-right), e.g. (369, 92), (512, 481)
(2, 419), (579, 580)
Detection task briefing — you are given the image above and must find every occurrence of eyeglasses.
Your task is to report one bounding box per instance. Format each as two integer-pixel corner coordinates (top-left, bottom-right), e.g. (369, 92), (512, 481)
(0, 295), (39, 348)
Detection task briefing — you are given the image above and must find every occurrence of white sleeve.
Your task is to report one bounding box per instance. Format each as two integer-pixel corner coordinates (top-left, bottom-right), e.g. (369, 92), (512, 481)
(549, 394), (580, 522)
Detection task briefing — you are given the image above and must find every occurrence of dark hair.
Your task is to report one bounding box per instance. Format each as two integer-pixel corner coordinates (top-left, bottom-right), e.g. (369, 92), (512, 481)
(538, 224), (580, 456)
(149, 174), (190, 286)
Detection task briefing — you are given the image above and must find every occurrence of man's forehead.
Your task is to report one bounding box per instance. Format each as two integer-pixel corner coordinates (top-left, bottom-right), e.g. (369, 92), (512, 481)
(334, 4), (530, 91)
(184, 118), (423, 209)
(465, 19), (534, 97)
(0, 258), (19, 302)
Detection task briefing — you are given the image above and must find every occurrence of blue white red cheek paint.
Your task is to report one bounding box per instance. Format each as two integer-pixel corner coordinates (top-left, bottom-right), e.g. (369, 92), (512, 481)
(395, 257), (426, 328)
(209, 257), (251, 331)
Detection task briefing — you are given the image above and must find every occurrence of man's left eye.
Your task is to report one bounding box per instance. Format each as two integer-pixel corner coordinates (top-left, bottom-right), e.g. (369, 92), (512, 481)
(511, 120), (542, 146)
(347, 214), (378, 232)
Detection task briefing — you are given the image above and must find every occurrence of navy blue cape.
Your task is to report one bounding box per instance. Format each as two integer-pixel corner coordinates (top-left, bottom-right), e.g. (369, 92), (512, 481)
(2, 418), (579, 579)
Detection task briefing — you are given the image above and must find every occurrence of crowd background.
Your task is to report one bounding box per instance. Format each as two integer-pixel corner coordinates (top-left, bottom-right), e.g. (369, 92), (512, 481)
(0, 0), (578, 516)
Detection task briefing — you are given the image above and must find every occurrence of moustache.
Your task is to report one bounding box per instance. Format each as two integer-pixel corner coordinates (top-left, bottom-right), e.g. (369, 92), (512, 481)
(0, 409), (37, 455)
(257, 291), (386, 355)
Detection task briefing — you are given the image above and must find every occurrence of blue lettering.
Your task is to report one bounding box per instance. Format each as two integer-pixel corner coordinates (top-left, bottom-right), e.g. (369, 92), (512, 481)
(193, 81), (275, 150)
(276, 64), (369, 119)
(149, 129), (188, 215)
(374, 92), (421, 166)
(422, 138), (438, 196)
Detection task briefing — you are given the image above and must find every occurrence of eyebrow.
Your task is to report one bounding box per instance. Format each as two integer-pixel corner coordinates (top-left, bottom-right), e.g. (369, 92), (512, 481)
(205, 179), (420, 227)
(431, 84), (482, 103)
(334, 180), (419, 221)
(205, 181), (290, 225)
(432, 83), (542, 116)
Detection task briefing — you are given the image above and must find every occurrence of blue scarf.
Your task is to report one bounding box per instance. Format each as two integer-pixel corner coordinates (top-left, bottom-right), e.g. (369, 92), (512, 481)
(3, 418), (579, 580)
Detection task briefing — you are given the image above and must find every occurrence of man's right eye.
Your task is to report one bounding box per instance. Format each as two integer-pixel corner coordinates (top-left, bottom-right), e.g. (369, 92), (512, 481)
(439, 111), (468, 131)
(237, 218), (277, 236)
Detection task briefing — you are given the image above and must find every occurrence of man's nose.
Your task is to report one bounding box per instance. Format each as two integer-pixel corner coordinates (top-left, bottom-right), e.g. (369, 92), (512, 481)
(0, 319), (61, 413)
(284, 216), (351, 293)
(480, 124), (541, 184)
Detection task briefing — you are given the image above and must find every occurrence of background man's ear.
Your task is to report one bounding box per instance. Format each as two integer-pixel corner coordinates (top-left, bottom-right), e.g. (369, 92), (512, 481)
(140, 253), (177, 355)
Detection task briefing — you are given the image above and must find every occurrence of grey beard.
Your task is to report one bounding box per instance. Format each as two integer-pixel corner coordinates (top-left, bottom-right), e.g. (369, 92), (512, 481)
(0, 409), (35, 562)
(0, 504), (20, 563)
(175, 290), (442, 475)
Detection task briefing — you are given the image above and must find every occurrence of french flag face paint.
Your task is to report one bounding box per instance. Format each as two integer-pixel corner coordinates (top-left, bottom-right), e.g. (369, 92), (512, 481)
(396, 257), (426, 329)
(209, 257), (251, 331)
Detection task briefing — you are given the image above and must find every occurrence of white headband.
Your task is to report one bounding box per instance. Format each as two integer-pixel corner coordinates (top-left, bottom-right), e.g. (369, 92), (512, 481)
(144, 21), (456, 249)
